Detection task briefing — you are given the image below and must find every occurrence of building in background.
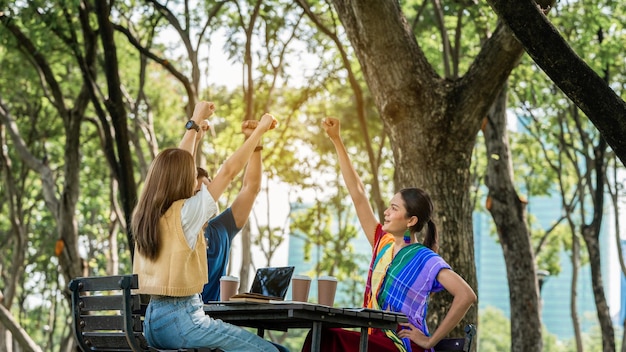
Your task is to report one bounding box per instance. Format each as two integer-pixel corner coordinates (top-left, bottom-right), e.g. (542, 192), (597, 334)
(473, 194), (618, 340)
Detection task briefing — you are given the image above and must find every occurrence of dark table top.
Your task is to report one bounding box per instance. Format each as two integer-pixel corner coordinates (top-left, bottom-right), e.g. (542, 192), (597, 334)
(203, 301), (408, 332)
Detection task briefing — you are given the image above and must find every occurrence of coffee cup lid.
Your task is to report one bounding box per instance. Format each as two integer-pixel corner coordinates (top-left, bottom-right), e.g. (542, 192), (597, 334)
(318, 275), (337, 281)
(292, 274), (312, 280)
(220, 275), (239, 282)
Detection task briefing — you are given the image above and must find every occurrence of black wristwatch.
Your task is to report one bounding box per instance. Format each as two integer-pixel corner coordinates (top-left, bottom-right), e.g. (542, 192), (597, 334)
(185, 120), (200, 132)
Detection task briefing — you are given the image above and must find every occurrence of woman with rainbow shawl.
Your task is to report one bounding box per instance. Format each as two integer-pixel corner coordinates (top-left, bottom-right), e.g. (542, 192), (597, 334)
(302, 118), (476, 352)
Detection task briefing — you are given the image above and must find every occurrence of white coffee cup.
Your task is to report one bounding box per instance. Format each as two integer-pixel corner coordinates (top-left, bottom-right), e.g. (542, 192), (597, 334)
(219, 275), (239, 301)
(317, 275), (338, 306)
(291, 275), (312, 302)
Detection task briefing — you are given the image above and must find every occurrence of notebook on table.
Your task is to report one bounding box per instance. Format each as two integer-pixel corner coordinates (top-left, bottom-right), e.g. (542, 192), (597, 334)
(230, 266), (295, 302)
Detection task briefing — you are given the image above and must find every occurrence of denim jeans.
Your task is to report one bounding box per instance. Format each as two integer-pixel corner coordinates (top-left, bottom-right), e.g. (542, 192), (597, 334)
(144, 294), (281, 352)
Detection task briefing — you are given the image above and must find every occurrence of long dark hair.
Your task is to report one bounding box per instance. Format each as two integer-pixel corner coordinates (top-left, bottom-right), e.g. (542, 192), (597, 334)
(399, 188), (438, 251)
(132, 148), (196, 260)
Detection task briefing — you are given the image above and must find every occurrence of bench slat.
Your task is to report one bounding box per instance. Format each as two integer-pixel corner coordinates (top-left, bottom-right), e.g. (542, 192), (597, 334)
(82, 331), (137, 350)
(71, 275), (139, 292)
(79, 314), (143, 332)
(78, 295), (142, 312)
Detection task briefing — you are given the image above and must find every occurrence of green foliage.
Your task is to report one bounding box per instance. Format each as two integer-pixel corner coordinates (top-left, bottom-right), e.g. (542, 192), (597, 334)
(477, 306), (597, 352)
(400, 0), (499, 78)
(289, 184), (369, 307)
(280, 328), (309, 351)
(478, 306), (511, 351)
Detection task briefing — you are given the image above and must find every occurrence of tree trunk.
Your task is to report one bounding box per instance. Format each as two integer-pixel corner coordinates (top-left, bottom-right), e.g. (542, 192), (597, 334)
(582, 224), (616, 352)
(0, 177), (26, 312)
(0, 124), (28, 352)
(94, 1), (138, 258)
(235, 0), (262, 291)
(622, 320), (626, 352)
(570, 230), (583, 352)
(239, 222), (253, 294)
(483, 84), (543, 351)
(329, 0), (526, 338)
(0, 305), (42, 352)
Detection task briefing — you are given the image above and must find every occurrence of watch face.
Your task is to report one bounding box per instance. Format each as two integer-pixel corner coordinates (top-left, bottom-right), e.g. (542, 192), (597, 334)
(186, 120), (199, 131)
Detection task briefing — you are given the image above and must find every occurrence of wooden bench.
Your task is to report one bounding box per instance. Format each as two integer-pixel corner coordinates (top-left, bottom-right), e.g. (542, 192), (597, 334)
(434, 324), (476, 352)
(69, 274), (214, 352)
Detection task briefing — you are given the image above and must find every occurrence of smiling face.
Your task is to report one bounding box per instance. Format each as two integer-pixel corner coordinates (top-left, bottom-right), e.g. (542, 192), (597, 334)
(382, 192), (417, 236)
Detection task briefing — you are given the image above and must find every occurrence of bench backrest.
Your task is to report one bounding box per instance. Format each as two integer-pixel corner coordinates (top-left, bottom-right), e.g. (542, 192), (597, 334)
(434, 324), (477, 352)
(69, 274), (148, 352)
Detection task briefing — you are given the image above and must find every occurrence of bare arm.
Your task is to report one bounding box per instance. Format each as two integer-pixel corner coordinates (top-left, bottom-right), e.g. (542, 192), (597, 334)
(230, 120), (263, 228)
(322, 117), (378, 246)
(179, 101), (215, 157)
(192, 120), (211, 160)
(398, 269), (477, 348)
(208, 113), (275, 201)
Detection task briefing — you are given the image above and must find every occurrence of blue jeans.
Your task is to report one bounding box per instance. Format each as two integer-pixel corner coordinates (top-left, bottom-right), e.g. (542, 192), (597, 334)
(144, 294), (282, 352)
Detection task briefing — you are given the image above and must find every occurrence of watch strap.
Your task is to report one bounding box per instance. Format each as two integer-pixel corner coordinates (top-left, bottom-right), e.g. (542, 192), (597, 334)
(186, 120), (200, 132)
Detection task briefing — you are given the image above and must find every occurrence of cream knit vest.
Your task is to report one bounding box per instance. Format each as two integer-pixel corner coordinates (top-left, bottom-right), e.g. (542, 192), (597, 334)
(133, 199), (208, 296)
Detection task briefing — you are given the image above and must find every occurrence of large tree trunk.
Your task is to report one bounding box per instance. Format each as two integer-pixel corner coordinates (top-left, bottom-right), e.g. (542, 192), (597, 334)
(329, 0), (525, 338)
(484, 84), (543, 351)
(94, 1), (138, 258)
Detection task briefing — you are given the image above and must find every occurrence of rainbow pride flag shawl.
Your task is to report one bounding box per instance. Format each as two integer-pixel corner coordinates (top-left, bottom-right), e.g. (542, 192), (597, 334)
(363, 224), (450, 352)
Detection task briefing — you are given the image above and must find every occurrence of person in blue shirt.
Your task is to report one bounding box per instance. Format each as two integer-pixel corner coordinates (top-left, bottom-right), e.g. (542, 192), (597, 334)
(194, 119), (265, 303)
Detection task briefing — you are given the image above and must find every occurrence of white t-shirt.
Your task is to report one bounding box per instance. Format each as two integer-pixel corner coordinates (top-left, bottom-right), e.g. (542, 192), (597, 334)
(180, 184), (217, 248)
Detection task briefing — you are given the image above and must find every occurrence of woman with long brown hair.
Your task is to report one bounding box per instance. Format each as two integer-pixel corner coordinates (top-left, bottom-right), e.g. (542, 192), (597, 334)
(132, 101), (285, 351)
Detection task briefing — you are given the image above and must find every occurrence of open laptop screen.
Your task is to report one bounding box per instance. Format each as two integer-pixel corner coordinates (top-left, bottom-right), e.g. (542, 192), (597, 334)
(249, 266), (295, 299)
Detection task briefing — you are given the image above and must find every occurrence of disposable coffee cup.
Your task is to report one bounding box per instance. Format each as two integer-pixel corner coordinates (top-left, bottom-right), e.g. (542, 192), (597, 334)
(291, 275), (312, 302)
(317, 275), (338, 307)
(219, 276), (239, 301)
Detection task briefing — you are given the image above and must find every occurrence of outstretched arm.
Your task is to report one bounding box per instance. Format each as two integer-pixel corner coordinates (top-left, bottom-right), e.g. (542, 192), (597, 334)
(208, 113), (276, 201)
(179, 101), (215, 158)
(230, 120), (263, 228)
(192, 120), (212, 160)
(322, 117), (378, 246)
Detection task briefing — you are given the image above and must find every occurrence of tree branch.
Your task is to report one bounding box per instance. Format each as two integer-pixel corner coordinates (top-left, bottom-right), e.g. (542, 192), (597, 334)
(0, 304), (43, 352)
(487, 0), (626, 165)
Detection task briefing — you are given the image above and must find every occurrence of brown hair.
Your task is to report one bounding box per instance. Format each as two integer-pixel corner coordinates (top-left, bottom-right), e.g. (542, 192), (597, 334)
(399, 188), (439, 251)
(132, 148), (196, 260)
(196, 166), (211, 182)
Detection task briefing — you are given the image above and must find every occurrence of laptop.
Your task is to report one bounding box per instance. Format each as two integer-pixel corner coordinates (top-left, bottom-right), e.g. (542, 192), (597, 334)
(230, 266), (295, 302)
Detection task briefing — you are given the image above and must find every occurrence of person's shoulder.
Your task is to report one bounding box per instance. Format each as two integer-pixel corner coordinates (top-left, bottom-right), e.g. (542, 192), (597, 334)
(209, 208), (233, 223)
